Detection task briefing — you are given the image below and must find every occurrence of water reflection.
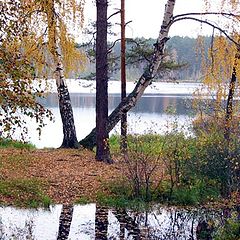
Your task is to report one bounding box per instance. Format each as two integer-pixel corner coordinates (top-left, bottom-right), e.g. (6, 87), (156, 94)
(0, 204), (237, 240)
(39, 93), (192, 115)
(95, 205), (108, 240)
(57, 205), (73, 240)
(32, 93), (193, 148)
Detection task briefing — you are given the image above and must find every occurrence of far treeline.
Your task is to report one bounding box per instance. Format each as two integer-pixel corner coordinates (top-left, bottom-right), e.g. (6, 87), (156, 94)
(77, 36), (211, 82)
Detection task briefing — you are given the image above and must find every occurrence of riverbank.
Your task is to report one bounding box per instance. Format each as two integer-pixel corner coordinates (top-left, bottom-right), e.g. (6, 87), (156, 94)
(1, 129), (240, 209)
(0, 148), (122, 206)
(0, 146), (239, 208)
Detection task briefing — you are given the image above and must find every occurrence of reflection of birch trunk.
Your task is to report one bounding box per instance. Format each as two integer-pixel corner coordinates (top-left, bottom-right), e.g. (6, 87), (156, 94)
(224, 44), (240, 140)
(79, 0), (176, 150)
(57, 205), (74, 240)
(47, 0), (79, 149)
(95, 205), (108, 240)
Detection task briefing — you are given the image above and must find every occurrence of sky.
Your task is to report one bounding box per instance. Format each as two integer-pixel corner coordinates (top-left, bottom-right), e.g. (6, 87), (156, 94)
(80, 0), (222, 41)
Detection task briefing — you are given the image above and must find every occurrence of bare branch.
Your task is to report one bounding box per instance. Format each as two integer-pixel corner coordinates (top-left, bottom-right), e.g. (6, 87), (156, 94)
(172, 17), (240, 47)
(174, 12), (240, 19)
(107, 38), (121, 53)
(125, 20), (132, 26)
(107, 10), (121, 20)
(210, 28), (215, 75)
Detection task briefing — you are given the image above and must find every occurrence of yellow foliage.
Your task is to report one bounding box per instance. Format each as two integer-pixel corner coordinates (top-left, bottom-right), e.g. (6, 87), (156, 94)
(18, 0), (86, 77)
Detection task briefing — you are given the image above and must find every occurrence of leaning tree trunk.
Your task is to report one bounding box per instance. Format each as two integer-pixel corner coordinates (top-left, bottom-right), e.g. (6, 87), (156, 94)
(95, 0), (112, 163)
(224, 45), (240, 140)
(47, 0), (79, 149)
(79, 0), (176, 150)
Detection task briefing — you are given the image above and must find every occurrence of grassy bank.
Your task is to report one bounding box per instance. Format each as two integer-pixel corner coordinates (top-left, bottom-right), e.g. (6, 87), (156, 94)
(106, 132), (240, 207)
(0, 133), (239, 208)
(0, 139), (121, 207)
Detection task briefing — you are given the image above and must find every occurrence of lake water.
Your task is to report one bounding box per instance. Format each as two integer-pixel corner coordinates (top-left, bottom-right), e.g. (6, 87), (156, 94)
(30, 92), (195, 149)
(0, 204), (236, 240)
(22, 80), (201, 148)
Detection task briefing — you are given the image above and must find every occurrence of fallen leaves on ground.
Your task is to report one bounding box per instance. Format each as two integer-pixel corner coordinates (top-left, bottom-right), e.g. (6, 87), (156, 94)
(0, 148), (122, 204)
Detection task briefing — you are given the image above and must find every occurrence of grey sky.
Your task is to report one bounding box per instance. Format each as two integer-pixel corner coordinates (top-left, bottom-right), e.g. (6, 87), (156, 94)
(82, 0), (219, 40)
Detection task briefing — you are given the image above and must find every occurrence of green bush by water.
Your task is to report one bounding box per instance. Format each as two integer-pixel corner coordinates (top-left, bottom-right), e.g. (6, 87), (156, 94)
(109, 129), (239, 205)
(0, 138), (35, 150)
(213, 211), (240, 240)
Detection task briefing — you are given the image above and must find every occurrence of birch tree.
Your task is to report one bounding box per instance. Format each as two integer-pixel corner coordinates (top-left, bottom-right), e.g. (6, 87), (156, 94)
(79, 0), (240, 150)
(196, 0), (240, 139)
(1, 0), (86, 147)
(0, 0), (52, 139)
(43, 0), (81, 148)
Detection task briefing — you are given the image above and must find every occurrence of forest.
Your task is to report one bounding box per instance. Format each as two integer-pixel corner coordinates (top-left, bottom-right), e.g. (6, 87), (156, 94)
(78, 36), (212, 81)
(0, 0), (240, 239)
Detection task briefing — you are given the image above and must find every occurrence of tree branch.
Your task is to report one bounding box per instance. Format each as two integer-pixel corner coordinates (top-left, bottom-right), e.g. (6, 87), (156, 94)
(172, 17), (240, 47)
(107, 10), (121, 20)
(107, 38), (121, 53)
(173, 12), (240, 19)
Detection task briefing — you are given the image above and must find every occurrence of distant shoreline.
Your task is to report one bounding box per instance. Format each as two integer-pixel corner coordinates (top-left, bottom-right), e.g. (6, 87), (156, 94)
(47, 79), (202, 95)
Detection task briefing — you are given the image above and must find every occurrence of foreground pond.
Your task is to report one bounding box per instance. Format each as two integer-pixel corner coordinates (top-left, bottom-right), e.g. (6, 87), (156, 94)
(0, 204), (239, 239)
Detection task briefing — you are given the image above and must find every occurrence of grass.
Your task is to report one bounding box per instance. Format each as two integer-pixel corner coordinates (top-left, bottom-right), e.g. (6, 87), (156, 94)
(96, 191), (146, 210)
(94, 179), (146, 209)
(0, 138), (35, 150)
(0, 179), (52, 208)
(109, 134), (166, 155)
(108, 132), (239, 207)
(97, 178), (221, 208)
(75, 196), (91, 205)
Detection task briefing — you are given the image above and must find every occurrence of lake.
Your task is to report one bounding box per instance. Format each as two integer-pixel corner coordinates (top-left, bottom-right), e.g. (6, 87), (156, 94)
(28, 81), (200, 148)
(30, 93), (194, 148)
(0, 203), (237, 239)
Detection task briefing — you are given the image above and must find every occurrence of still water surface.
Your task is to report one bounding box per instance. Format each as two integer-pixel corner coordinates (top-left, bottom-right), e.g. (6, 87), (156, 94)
(0, 204), (234, 240)
(31, 93), (193, 148)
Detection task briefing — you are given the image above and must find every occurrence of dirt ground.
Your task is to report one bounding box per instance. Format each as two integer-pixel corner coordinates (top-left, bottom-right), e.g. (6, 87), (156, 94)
(0, 148), (123, 204)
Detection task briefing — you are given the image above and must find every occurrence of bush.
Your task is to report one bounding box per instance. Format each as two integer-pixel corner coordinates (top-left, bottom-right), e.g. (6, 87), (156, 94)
(0, 138), (35, 150)
(109, 128), (239, 205)
(213, 211), (240, 240)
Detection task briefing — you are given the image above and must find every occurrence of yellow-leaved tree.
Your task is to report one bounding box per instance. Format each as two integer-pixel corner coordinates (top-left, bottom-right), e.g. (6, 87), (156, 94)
(194, 0), (240, 140)
(1, 0), (86, 147)
(0, 0), (52, 139)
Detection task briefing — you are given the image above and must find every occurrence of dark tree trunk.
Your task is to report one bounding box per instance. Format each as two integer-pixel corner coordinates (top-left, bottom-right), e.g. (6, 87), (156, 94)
(79, 0), (175, 150)
(57, 205), (74, 240)
(95, 205), (108, 240)
(95, 0), (112, 163)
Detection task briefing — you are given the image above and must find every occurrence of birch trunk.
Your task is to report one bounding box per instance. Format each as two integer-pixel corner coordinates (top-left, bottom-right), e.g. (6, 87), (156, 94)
(224, 45), (240, 140)
(55, 61), (79, 148)
(79, 0), (176, 149)
(47, 0), (79, 149)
